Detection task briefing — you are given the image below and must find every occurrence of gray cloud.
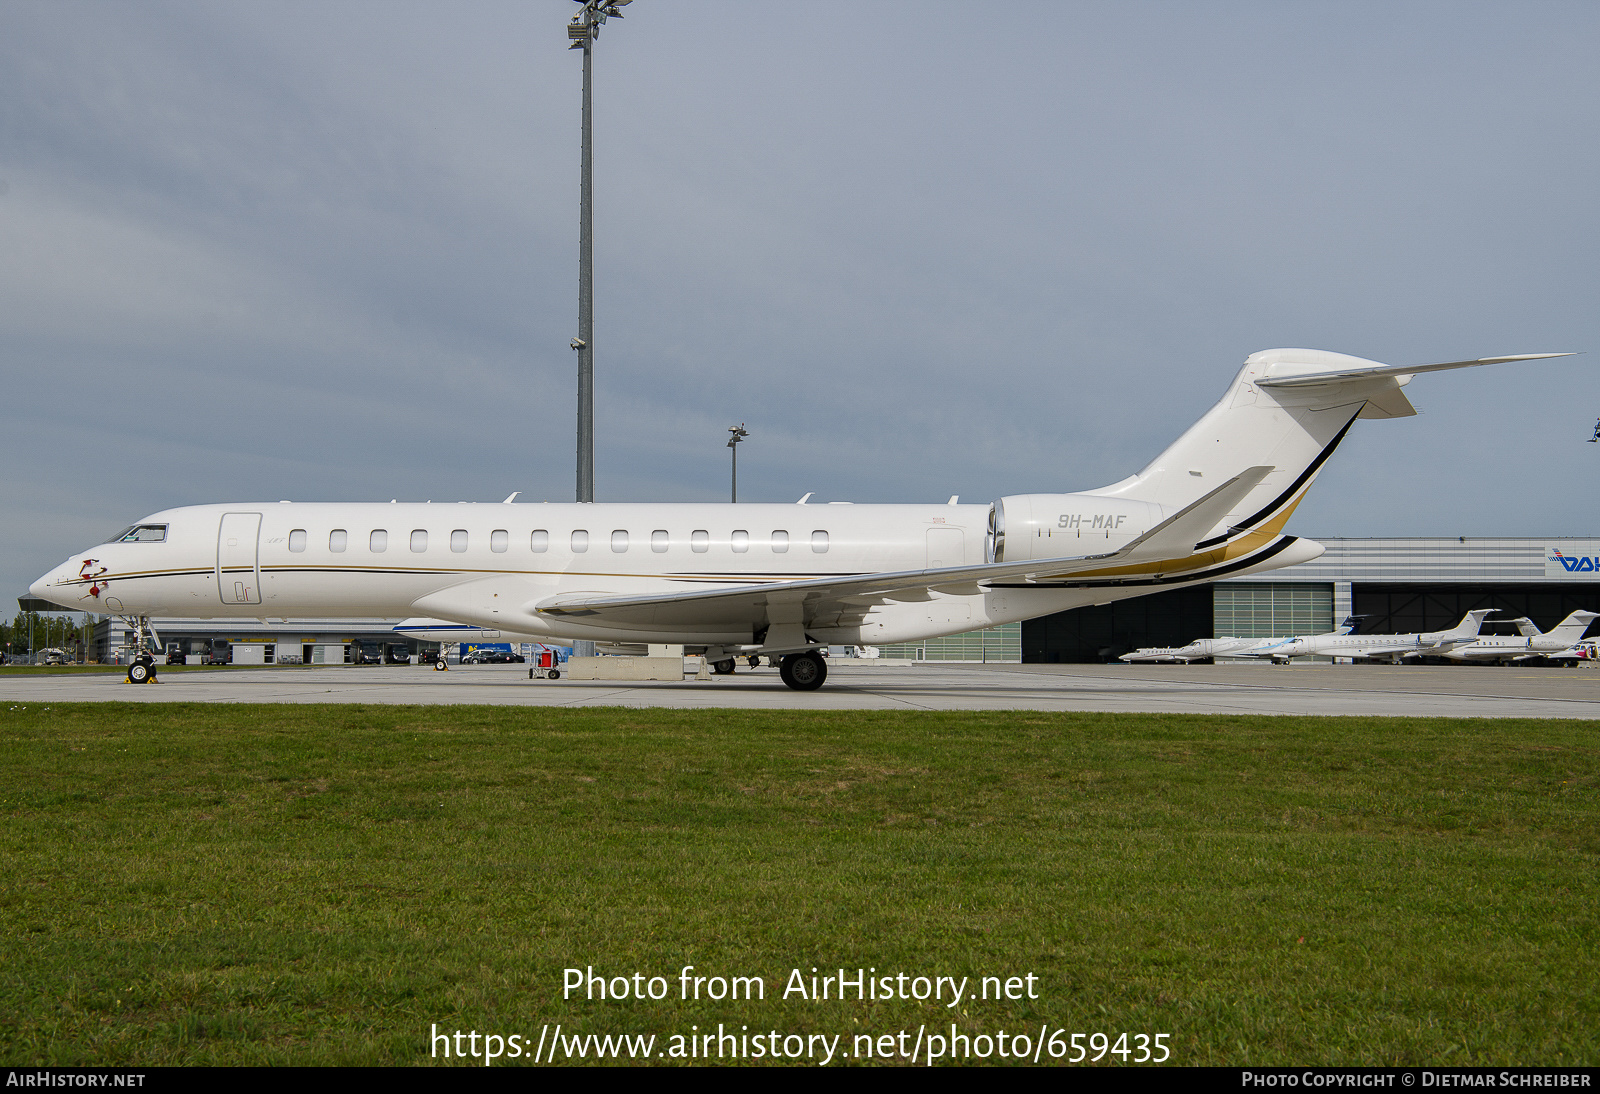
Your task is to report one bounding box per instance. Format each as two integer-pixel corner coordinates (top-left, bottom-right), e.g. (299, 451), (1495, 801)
(3, 0), (1596, 604)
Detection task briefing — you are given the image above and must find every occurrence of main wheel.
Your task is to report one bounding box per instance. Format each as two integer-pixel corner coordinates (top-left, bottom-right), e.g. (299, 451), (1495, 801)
(778, 651), (827, 691)
(127, 661), (150, 684)
(712, 658), (736, 675)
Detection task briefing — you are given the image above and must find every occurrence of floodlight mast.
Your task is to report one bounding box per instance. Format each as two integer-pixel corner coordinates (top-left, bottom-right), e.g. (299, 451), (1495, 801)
(568, 0), (631, 505)
(727, 423), (749, 503)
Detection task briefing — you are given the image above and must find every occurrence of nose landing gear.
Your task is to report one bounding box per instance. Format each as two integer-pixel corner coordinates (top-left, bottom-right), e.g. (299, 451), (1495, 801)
(122, 615), (160, 683)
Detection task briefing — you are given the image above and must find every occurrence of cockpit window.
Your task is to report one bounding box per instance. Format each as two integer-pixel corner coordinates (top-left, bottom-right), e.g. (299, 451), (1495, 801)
(105, 524), (167, 543)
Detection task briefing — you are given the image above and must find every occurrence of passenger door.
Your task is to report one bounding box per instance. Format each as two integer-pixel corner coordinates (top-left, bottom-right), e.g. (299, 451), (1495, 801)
(217, 512), (263, 605)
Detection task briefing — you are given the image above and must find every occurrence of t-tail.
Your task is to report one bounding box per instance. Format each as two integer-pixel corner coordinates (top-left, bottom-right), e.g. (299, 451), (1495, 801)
(1084, 350), (1573, 549)
(1429, 609), (1496, 646)
(1546, 610), (1600, 644)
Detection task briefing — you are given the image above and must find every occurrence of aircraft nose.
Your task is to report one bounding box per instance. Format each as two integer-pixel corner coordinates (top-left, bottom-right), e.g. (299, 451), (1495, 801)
(29, 562), (76, 610)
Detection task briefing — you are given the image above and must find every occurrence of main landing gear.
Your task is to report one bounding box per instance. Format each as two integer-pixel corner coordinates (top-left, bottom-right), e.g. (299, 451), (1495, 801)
(712, 658), (736, 675)
(778, 650), (827, 691)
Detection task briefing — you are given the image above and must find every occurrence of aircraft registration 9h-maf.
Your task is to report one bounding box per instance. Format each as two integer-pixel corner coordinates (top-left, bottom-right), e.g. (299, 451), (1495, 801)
(30, 349), (1572, 690)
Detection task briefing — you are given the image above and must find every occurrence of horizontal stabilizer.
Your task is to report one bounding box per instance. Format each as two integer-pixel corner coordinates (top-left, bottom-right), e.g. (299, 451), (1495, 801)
(1258, 353), (1573, 389)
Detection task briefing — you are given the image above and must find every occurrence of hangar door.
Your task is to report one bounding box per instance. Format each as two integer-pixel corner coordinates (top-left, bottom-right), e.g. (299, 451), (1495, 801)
(217, 512), (263, 605)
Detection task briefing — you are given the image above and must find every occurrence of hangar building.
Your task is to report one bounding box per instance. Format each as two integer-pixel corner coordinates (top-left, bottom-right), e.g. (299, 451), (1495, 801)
(1022, 537), (1600, 663)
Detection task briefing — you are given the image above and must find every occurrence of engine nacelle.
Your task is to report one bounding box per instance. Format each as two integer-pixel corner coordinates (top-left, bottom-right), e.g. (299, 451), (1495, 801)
(988, 494), (1166, 563)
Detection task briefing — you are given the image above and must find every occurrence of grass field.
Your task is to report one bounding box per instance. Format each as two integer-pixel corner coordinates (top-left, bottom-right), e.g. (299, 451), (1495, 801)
(0, 703), (1594, 1066)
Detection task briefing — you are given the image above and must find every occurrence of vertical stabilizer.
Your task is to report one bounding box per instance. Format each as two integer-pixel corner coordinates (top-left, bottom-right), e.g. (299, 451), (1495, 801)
(1547, 610), (1600, 644)
(1087, 349), (1572, 548)
(1435, 609), (1495, 642)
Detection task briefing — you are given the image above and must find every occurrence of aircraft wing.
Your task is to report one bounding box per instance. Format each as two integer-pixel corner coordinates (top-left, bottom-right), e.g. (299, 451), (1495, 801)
(534, 468), (1277, 632)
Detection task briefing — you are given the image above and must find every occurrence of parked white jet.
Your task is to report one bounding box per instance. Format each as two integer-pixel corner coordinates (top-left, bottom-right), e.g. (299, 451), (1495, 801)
(1441, 610), (1599, 663)
(28, 349), (1570, 690)
(1119, 637), (1264, 663)
(1120, 618), (1361, 663)
(1237, 610), (1495, 664)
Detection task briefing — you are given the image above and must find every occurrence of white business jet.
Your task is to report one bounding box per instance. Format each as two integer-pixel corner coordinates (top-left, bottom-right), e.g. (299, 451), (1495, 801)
(1234, 610), (1495, 664)
(29, 349), (1570, 690)
(1440, 610), (1599, 664)
(1119, 637), (1267, 663)
(1119, 617), (1362, 663)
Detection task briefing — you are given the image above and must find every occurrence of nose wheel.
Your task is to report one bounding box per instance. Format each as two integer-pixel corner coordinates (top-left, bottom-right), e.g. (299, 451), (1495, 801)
(778, 651), (827, 691)
(126, 656), (157, 684)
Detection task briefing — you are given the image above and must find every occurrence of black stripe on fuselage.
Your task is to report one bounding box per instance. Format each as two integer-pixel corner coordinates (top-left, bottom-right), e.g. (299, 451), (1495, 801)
(1192, 406), (1364, 552)
(987, 534), (1303, 591)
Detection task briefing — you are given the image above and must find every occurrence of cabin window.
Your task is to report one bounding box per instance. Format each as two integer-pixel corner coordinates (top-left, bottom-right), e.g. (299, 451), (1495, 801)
(651, 530), (669, 553)
(691, 530), (709, 553)
(611, 530), (629, 553)
(531, 529), (549, 553)
(771, 530), (789, 553)
(107, 524), (167, 543)
(811, 530), (829, 553)
(329, 529), (347, 552)
(288, 529), (307, 553)
(571, 530), (589, 553)
(410, 530), (428, 553)
(370, 530), (388, 552)
(490, 530), (508, 553)
(451, 529), (468, 553)
(731, 530), (750, 553)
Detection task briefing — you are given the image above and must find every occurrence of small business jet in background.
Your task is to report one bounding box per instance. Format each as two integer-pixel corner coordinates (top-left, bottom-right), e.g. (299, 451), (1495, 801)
(29, 349), (1571, 689)
(1119, 637), (1265, 663)
(1440, 610), (1599, 664)
(1120, 618), (1362, 663)
(1233, 610), (1494, 664)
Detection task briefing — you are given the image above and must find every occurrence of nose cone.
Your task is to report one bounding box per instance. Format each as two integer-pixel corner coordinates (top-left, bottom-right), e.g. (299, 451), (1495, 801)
(29, 562), (79, 611)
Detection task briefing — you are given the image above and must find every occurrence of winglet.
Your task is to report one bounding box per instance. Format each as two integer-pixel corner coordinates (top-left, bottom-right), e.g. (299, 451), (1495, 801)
(1122, 466), (1275, 562)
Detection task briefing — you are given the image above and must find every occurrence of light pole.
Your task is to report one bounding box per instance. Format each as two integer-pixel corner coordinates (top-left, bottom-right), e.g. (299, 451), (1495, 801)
(727, 424), (749, 503)
(568, 0), (632, 505)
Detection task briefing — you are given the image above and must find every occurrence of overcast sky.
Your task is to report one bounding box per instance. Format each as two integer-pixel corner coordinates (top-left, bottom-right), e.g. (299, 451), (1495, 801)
(4, 1), (1598, 606)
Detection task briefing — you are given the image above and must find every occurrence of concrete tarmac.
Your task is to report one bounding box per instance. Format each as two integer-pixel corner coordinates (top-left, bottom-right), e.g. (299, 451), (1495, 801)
(4, 660), (1599, 717)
